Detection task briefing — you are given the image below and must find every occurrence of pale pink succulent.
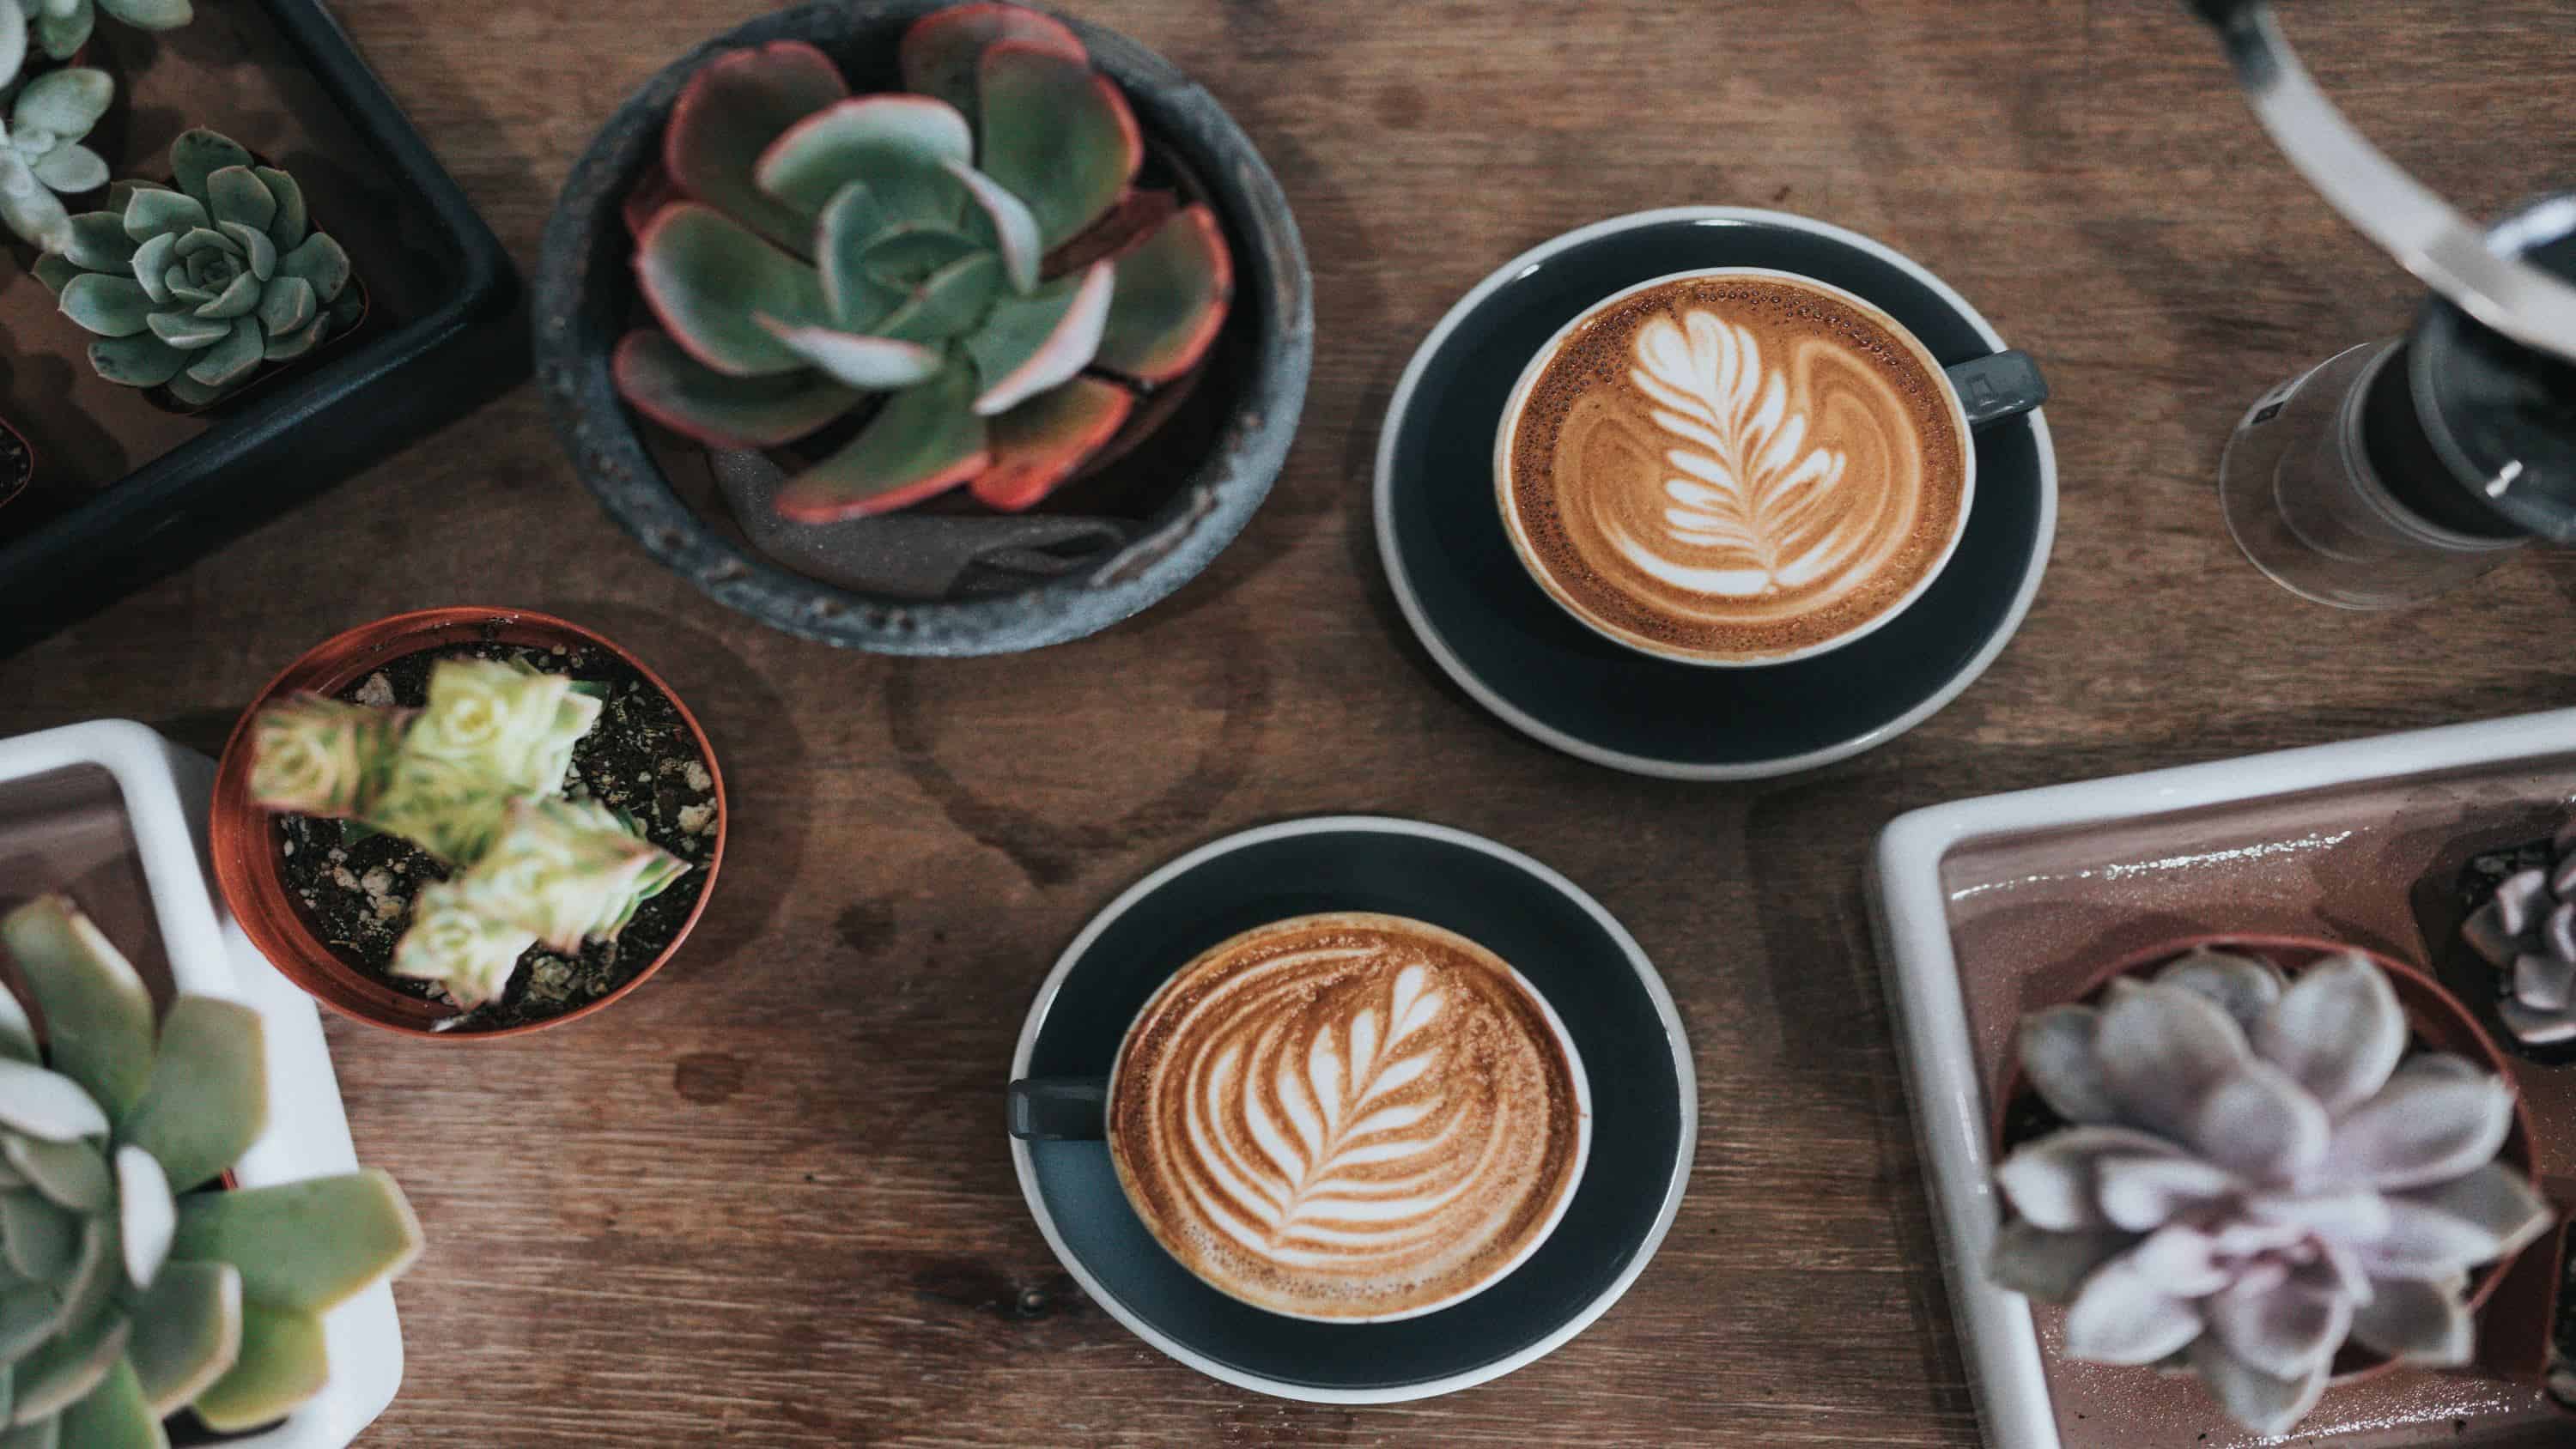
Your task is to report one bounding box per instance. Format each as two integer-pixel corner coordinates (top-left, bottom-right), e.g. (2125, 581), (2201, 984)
(1989, 948), (2556, 1435)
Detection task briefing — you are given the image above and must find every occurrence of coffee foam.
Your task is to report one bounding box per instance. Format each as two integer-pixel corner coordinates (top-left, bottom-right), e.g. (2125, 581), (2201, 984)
(1506, 276), (1966, 662)
(1109, 913), (1584, 1320)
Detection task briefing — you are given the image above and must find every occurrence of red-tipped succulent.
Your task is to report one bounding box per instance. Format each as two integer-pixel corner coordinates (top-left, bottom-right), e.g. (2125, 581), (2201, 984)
(613, 3), (1234, 523)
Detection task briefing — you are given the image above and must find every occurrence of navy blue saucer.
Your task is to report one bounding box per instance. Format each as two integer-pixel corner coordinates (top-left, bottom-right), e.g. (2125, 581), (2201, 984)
(1007, 818), (1695, 1401)
(1374, 209), (2057, 779)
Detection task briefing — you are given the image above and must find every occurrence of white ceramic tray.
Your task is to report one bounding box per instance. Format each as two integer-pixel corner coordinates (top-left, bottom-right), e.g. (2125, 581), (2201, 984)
(0, 720), (403, 1449)
(1871, 707), (2576, 1449)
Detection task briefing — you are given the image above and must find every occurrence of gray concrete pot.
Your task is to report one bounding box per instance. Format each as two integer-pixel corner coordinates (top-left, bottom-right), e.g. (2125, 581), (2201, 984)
(535, 0), (1311, 655)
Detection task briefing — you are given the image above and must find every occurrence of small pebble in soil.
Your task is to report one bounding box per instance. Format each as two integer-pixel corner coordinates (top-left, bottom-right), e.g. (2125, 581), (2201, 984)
(271, 635), (717, 1033)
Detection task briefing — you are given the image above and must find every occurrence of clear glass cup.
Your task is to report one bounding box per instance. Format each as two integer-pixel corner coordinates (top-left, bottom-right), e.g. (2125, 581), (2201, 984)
(2220, 340), (2528, 609)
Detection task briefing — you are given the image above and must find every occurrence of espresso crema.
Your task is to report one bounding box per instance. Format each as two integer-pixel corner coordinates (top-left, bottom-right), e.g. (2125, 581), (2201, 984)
(1504, 274), (1967, 662)
(1108, 913), (1586, 1319)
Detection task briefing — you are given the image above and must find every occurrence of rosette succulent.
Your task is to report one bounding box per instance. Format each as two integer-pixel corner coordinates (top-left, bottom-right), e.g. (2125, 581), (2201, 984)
(1989, 948), (2555, 1435)
(40, 129), (358, 407)
(0, 66), (107, 249)
(2461, 818), (2576, 1049)
(614, 2), (1233, 521)
(0, 894), (420, 1444)
(248, 657), (690, 1009)
(3, 0), (191, 88)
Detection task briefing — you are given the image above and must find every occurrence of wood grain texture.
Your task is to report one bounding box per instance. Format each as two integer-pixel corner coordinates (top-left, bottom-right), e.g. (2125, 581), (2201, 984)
(7, 2), (2576, 1444)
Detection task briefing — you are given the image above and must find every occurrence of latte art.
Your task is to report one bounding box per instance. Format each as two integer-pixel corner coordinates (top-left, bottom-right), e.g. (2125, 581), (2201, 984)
(1504, 274), (1967, 664)
(1109, 913), (1587, 1320)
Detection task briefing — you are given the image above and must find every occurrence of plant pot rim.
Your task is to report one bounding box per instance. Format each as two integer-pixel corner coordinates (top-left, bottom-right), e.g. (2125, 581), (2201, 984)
(209, 606), (726, 1040)
(532, 0), (1314, 657)
(1990, 931), (2549, 1387)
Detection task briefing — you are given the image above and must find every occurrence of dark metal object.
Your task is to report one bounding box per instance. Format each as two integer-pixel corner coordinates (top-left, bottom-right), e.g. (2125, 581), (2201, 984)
(0, 0), (526, 652)
(536, 0), (1314, 657)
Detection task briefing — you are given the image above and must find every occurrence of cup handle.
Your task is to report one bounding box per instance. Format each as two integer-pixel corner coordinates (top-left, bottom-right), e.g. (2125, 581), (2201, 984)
(1008, 1076), (1109, 1141)
(1945, 350), (2050, 431)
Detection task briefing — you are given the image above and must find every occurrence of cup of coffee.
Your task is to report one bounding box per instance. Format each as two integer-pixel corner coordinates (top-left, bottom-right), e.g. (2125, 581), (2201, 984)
(1495, 267), (2046, 666)
(1009, 912), (1592, 1323)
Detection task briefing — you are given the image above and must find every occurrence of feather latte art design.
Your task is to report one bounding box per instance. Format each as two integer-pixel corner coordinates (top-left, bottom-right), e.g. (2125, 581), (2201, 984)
(1109, 914), (1587, 1320)
(1504, 276), (1965, 662)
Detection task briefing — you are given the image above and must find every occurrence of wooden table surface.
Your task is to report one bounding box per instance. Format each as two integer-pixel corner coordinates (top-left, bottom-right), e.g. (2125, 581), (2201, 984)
(7, 1), (2576, 1444)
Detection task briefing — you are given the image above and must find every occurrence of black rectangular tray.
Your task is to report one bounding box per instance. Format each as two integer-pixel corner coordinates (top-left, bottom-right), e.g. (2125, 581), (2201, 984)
(0, 0), (524, 651)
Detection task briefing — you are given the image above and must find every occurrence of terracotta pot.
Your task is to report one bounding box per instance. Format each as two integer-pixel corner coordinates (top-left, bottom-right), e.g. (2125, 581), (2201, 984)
(210, 608), (726, 1040)
(1990, 933), (2556, 1387)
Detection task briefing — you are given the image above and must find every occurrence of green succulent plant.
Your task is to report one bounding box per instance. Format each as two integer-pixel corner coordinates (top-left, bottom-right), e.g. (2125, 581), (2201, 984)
(3, 0), (191, 89)
(0, 894), (421, 1446)
(39, 129), (357, 407)
(0, 66), (107, 250)
(248, 658), (693, 1011)
(614, 2), (1234, 521)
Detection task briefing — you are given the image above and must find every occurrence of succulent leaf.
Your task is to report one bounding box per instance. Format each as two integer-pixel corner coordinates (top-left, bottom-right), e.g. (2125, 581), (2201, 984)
(259, 315), (326, 366)
(256, 274), (315, 337)
(32, 250), (80, 295)
(0, 1194), (79, 1282)
(0, 1074), (106, 1150)
(254, 167), (305, 249)
(0, 164), (72, 255)
(452, 798), (691, 955)
(1094, 203), (1232, 383)
(754, 318), (945, 391)
(753, 94), (971, 220)
(620, 157), (679, 242)
(0, 982), (32, 1065)
(966, 259), (1112, 415)
(52, 1356), (155, 1449)
(186, 1304), (323, 1435)
(11, 1313), (127, 1426)
(0, 897), (153, 1120)
(276, 232), (349, 302)
(97, 0), (192, 28)
(127, 1262), (242, 1418)
(386, 882), (536, 1009)
(119, 998), (265, 1194)
(27, 144), (104, 196)
(2461, 828), (2576, 1046)
(183, 318), (263, 388)
(663, 40), (850, 253)
(877, 252), (1005, 343)
(2, 1141), (108, 1216)
(611, 330), (860, 449)
(975, 40), (1139, 248)
(12, 70), (111, 140)
(171, 1171), (423, 1315)
(111, 1149), (171, 1292)
(898, 2), (1087, 119)
(973, 375), (1133, 511)
(58, 275), (149, 337)
(860, 222), (979, 289)
(143, 308), (225, 349)
(811, 183), (907, 329)
(55, 212), (128, 275)
(0, 6), (22, 88)
(635, 203), (831, 377)
(120, 188), (204, 241)
(204, 167), (274, 233)
(168, 130), (251, 205)
(775, 362), (990, 523)
(943, 160), (1040, 294)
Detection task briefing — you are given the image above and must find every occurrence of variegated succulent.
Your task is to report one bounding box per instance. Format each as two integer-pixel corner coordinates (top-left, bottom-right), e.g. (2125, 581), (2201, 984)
(3, 0), (191, 89)
(248, 658), (691, 1010)
(613, 3), (1233, 522)
(1990, 948), (2556, 1436)
(0, 67), (107, 250)
(0, 894), (420, 1444)
(39, 129), (358, 406)
(2461, 818), (2576, 1050)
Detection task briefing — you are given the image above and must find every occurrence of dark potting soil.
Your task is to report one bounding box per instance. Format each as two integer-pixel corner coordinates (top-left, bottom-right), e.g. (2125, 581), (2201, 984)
(0, 427), (27, 500)
(272, 637), (717, 1030)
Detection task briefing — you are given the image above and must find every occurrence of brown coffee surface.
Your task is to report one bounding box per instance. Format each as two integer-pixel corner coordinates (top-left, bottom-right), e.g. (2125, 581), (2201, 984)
(1109, 912), (1584, 1319)
(1505, 275), (1967, 661)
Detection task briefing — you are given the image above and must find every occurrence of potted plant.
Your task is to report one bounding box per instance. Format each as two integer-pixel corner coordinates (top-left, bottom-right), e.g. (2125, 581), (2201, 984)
(0, 892), (421, 1441)
(210, 609), (726, 1039)
(538, 0), (1311, 655)
(33, 127), (363, 409)
(1986, 937), (2559, 1436)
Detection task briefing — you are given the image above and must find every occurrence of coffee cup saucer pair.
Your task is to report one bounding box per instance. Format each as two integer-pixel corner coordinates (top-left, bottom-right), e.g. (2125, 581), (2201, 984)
(1006, 816), (1695, 1403)
(1375, 207), (2061, 779)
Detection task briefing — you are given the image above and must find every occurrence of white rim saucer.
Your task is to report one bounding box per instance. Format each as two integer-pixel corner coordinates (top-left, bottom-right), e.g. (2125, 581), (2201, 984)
(1005, 815), (1699, 1403)
(1372, 205), (2061, 780)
